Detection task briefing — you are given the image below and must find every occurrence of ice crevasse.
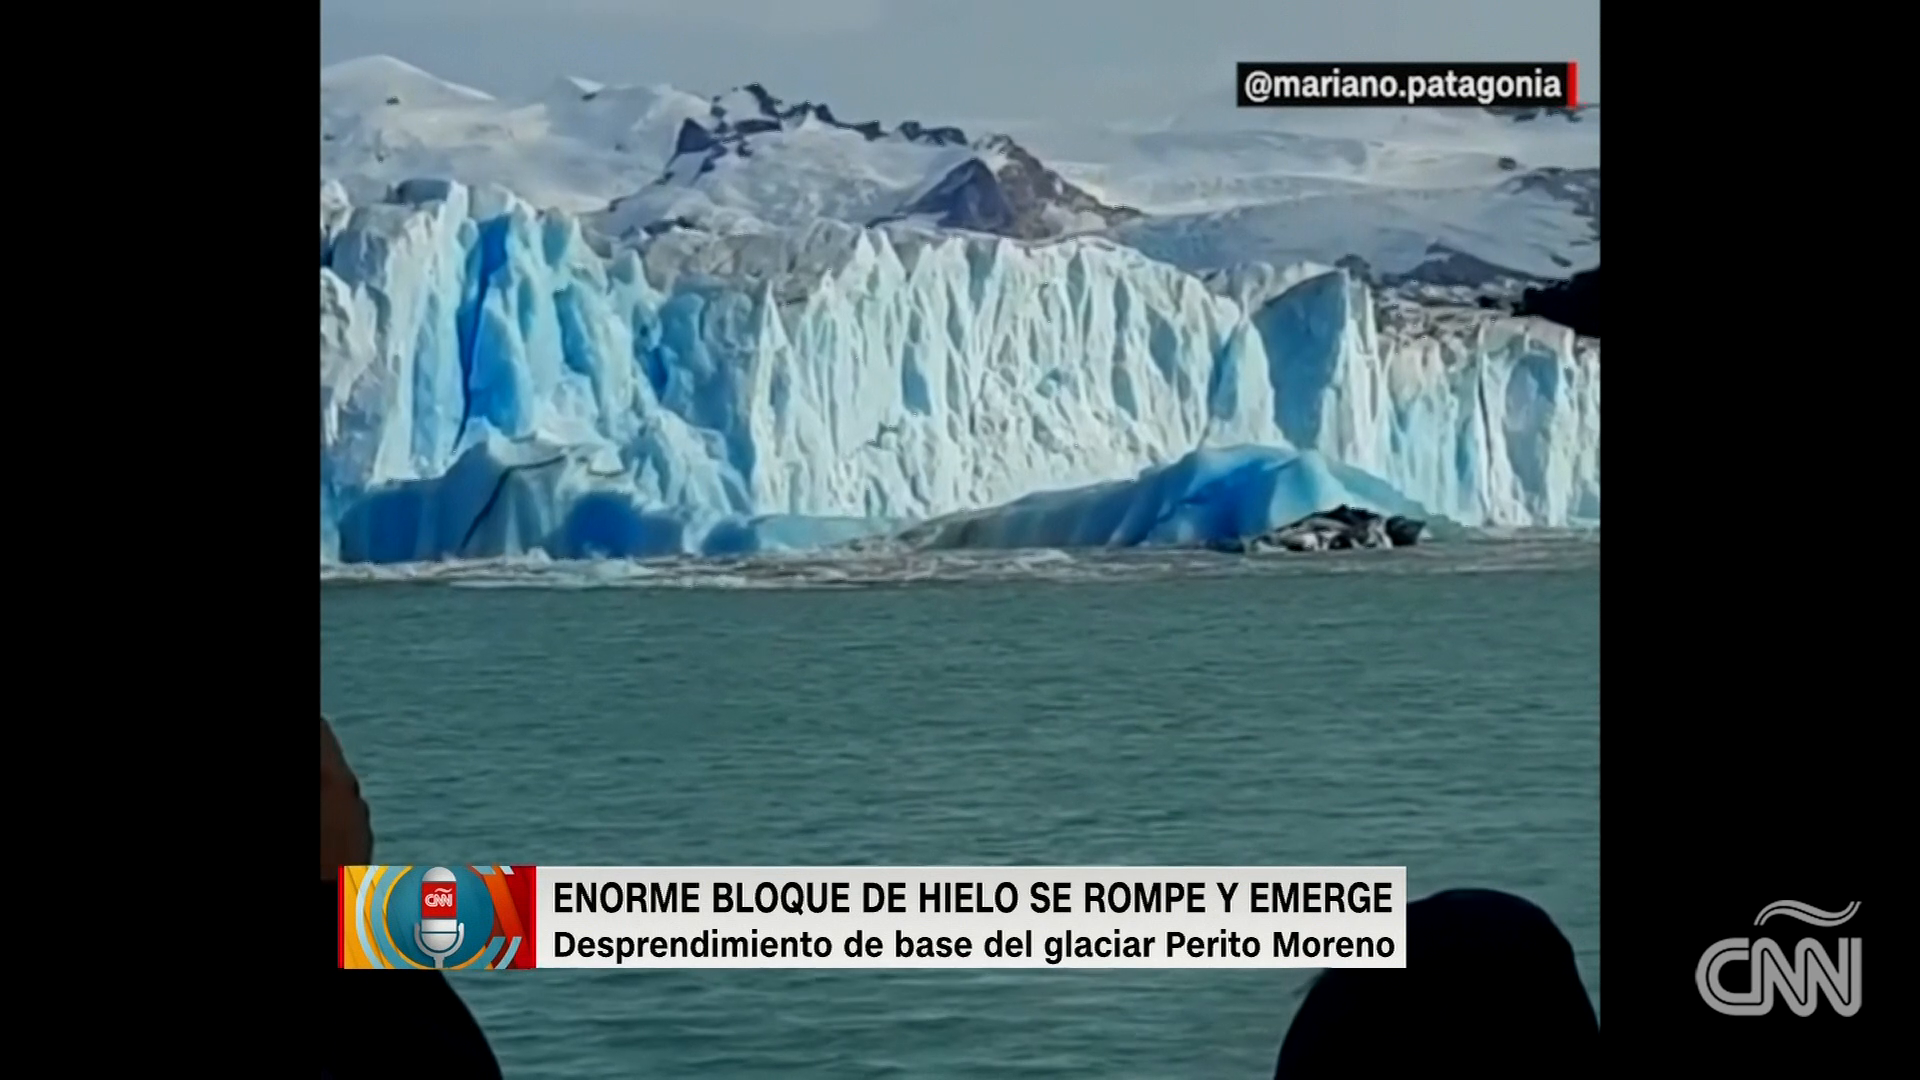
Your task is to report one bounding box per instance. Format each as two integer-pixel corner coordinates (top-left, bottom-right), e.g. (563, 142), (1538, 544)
(319, 179), (1599, 563)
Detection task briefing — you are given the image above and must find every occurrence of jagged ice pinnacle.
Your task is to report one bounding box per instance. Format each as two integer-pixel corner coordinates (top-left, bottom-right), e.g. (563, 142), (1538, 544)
(319, 179), (1599, 563)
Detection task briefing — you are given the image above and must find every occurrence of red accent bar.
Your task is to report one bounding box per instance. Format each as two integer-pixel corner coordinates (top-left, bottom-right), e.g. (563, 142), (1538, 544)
(1568, 62), (1579, 107)
(525, 866), (538, 967)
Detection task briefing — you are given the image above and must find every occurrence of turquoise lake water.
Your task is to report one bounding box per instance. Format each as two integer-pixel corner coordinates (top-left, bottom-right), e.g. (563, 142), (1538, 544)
(321, 538), (1599, 1078)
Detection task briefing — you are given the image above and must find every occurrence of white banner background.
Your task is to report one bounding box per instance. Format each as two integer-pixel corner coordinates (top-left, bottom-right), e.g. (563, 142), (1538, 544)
(534, 866), (1407, 969)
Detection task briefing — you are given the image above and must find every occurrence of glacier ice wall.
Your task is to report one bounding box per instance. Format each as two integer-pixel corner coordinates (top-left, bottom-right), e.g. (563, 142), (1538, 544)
(319, 179), (1598, 563)
(1244, 270), (1600, 527)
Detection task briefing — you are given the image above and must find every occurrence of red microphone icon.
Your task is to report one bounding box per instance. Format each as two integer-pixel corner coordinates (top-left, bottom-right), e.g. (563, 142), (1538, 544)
(415, 866), (466, 968)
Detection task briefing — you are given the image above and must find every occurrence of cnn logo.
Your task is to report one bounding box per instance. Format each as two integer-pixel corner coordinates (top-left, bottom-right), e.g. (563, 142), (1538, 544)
(423, 884), (456, 910)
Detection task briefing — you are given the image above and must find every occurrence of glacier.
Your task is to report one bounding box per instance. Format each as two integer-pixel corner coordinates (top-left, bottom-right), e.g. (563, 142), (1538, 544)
(319, 179), (1598, 564)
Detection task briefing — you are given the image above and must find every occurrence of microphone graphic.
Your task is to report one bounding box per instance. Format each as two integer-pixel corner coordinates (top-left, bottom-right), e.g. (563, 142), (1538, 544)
(414, 866), (466, 969)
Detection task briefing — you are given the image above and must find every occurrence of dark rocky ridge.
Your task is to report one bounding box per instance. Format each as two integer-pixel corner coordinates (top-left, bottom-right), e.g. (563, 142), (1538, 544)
(653, 82), (1141, 241)
(590, 83), (1595, 309)
(1511, 267), (1599, 338)
(1466, 266), (1598, 339)
(882, 134), (1143, 238)
(1483, 104), (1596, 123)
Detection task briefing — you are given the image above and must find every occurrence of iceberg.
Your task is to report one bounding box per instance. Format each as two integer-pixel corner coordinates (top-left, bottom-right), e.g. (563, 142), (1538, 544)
(894, 444), (1426, 552)
(320, 179), (1598, 564)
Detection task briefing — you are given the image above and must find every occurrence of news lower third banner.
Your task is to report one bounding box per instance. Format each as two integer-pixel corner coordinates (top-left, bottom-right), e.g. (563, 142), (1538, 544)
(338, 866), (1407, 970)
(1236, 62), (1579, 109)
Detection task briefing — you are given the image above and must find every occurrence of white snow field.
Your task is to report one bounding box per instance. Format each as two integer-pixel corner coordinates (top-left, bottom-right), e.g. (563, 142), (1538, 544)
(318, 59), (1599, 566)
(1000, 98), (1599, 281)
(322, 56), (712, 213)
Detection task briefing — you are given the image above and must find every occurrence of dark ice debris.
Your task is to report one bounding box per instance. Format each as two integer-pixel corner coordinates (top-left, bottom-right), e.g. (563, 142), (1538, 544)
(1206, 506), (1426, 554)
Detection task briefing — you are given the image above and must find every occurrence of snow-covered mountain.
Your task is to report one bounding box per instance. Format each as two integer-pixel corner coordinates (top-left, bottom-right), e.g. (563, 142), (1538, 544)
(600, 82), (1143, 242)
(1005, 97), (1598, 289)
(322, 56), (712, 213)
(320, 56), (1599, 289)
(321, 56), (1139, 248)
(317, 58), (1600, 567)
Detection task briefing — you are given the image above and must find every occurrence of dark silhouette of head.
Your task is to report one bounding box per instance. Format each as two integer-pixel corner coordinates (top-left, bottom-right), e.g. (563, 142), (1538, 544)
(1275, 889), (1598, 1078)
